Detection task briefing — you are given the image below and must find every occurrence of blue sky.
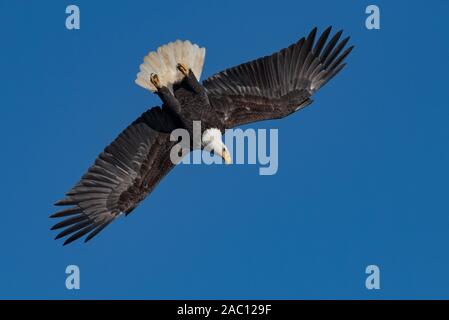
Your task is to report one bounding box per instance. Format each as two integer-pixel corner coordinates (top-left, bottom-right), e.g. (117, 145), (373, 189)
(0, 0), (448, 299)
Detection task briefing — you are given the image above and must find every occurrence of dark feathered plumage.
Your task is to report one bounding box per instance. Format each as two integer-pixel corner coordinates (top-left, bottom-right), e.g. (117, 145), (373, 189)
(51, 27), (353, 245)
(204, 26), (353, 128)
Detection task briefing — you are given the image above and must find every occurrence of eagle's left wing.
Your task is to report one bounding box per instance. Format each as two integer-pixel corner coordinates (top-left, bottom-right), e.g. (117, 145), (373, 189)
(203, 27), (353, 129)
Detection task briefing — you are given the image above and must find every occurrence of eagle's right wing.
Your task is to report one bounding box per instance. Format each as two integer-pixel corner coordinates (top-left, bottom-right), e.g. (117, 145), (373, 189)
(203, 27), (353, 129)
(51, 106), (180, 245)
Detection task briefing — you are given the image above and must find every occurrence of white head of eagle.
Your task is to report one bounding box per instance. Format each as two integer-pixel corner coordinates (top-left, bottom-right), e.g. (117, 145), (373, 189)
(202, 128), (232, 164)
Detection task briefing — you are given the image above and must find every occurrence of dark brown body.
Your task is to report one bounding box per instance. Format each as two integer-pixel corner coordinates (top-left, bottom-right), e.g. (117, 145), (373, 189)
(158, 71), (224, 144)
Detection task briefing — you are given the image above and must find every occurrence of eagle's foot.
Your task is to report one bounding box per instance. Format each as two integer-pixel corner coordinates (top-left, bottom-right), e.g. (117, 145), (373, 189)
(150, 73), (161, 89)
(177, 63), (189, 77)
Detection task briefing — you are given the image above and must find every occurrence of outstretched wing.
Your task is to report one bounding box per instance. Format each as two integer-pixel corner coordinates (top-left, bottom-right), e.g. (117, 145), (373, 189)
(203, 27), (353, 128)
(50, 107), (179, 245)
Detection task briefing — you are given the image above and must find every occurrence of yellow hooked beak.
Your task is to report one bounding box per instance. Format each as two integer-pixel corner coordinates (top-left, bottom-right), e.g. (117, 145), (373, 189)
(222, 149), (232, 165)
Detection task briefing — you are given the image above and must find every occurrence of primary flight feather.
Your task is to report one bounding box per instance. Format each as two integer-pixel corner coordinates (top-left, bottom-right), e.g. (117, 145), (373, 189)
(51, 27), (354, 245)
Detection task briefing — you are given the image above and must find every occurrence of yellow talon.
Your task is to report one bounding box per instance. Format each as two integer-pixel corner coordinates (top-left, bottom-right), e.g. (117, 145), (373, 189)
(177, 63), (189, 76)
(150, 73), (161, 89)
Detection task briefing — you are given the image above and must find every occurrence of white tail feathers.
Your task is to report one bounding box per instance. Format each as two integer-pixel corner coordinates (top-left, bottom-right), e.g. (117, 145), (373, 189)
(135, 40), (206, 92)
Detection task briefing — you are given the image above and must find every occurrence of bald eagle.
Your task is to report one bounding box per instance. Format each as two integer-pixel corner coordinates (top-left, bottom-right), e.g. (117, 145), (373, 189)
(51, 27), (353, 245)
